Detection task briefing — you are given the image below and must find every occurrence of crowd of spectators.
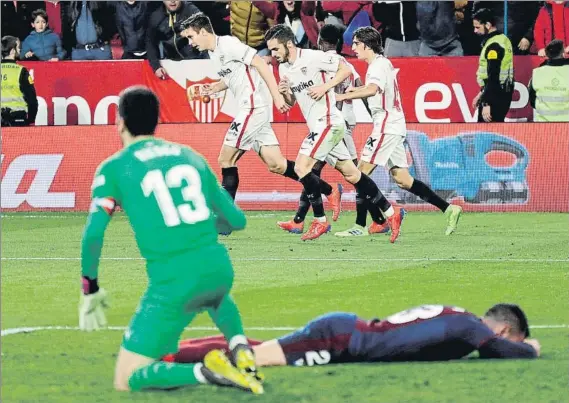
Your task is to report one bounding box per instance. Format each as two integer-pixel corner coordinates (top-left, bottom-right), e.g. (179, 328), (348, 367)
(2, 1), (568, 74)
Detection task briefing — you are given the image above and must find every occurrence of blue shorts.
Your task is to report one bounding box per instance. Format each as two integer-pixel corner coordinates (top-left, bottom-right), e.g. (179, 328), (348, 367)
(277, 312), (358, 366)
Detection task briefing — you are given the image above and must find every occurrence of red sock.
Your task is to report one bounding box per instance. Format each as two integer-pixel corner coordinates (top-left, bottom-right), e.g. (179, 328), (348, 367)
(162, 335), (264, 363)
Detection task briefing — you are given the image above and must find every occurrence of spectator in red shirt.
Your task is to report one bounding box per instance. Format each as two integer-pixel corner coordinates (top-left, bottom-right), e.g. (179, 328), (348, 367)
(44, 1), (62, 37)
(534, 0), (569, 57)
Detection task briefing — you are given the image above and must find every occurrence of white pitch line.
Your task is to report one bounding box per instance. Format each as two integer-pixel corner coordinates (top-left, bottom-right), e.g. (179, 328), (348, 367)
(1, 257), (568, 263)
(2, 324), (567, 337)
(1, 213), (277, 219)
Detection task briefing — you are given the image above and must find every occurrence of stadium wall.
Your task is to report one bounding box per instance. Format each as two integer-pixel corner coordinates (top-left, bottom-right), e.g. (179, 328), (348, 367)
(21, 56), (546, 126)
(2, 123), (567, 213)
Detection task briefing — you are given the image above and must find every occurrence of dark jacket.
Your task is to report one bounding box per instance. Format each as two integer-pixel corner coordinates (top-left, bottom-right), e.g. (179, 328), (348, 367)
(146, 2), (206, 72)
(21, 29), (66, 61)
(416, 1), (458, 49)
(0, 1), (37, 41)
(373, 1), (420, 42)
(62, 1), (117, 56)
(112, 1), (149, 54)
(473, 1), (540, 55)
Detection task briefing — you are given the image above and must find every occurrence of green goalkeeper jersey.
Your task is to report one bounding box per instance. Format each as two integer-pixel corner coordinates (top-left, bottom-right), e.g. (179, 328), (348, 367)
(81, 137), (245, 281)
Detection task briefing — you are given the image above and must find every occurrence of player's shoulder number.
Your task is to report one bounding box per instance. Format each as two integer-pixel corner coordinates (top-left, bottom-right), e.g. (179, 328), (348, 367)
(141, 164), (210, 227)
(386, 305), (465, 325)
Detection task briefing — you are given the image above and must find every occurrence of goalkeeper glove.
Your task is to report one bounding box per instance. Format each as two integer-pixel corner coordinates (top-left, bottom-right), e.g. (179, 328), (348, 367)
(79, 287), (109, 331)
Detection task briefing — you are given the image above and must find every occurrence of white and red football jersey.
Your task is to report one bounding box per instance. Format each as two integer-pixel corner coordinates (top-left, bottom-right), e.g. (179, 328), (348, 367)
(208, 35), (271, 110)
(279, 48), (343, 128)
(366, 55), (406, 135)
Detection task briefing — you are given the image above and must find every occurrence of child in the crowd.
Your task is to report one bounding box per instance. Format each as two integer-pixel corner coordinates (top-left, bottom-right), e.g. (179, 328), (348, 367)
(21, 9), (65, 61)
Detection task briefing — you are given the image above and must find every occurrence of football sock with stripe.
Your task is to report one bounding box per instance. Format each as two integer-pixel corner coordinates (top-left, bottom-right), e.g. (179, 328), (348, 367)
(300, 172), (325, 218)
(294, 163), (324, 223)
(354, 173), (392, 214)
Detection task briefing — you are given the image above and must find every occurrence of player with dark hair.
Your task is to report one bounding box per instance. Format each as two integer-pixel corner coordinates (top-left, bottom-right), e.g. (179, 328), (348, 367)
(335, 27), (462, 236)
(265, 24), (404, 242)
(163, 303), (540, 366)
(179, 13), (341, 229)
(79, 85), (264, 394)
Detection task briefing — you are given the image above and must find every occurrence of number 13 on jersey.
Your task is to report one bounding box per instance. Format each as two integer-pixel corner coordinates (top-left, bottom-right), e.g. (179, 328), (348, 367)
(141, 164), (210, 227)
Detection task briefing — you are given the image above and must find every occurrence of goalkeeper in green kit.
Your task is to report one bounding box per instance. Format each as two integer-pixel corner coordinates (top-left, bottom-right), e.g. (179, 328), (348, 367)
(79, 86), (263, 394)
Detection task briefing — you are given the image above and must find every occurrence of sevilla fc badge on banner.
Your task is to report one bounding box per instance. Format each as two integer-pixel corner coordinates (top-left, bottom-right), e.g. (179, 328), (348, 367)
(186, 77), (227, 123)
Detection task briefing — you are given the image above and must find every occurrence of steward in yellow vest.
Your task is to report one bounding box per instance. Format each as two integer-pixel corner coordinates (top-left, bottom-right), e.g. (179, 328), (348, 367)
(529, 39), (569, 122)
(1, 36), (38, 126)
(471, 9), (514, 123)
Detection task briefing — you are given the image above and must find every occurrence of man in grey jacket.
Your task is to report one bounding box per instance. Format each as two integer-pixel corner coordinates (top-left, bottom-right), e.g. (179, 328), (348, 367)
(416, 1), (463, 56)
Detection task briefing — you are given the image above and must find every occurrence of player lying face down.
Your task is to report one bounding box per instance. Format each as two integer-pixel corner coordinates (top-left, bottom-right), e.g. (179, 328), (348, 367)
(163, 304), (540, 366)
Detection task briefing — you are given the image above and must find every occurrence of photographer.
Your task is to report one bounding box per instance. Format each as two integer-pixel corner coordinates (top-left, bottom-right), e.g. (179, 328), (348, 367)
(1, 36), (38, 127)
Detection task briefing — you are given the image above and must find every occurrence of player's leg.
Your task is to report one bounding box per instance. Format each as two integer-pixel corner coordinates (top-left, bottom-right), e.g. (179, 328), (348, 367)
(163, 336), (264, 364)
(277, 160), (326, 234)
(332, 147), (402, 243)
(218, 145), (245, 201)
(219, 110), (255, 200)
(358, 160), (391, 235)
(387, 137), (461, 235)
(255, 312), (357, 367)
(114, 292), (260, 393)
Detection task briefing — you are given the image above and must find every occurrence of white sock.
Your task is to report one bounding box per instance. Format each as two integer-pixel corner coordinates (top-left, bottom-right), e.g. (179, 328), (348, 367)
(229, 335), (248, 350)
(383, 206), (394, 218)
(193, 363), (208, 384)
(316, 216), (327, 223)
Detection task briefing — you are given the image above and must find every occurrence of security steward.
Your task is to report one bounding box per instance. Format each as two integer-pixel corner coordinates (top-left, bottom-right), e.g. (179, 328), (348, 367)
(471, 8), (514, 123)
(529, 39), (569, 122)
(1, 36), (38, 126)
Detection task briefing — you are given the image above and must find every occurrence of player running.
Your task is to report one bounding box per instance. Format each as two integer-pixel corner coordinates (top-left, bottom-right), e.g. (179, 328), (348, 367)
(180, 13), (341, 223)
(79, 86), (263, 394)
(335, 27), (463, 236)
(277, 24), (386, 235)
(266, 24), (404, 242)
(163, 303), (540, 366)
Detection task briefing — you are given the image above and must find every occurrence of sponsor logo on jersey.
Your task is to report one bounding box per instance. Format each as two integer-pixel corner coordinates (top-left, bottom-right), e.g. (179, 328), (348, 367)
(217, 68), (232, 78)
(365, 137), (377, 150)
(227, 121), (242, 138)
(291, 80), (314, 94)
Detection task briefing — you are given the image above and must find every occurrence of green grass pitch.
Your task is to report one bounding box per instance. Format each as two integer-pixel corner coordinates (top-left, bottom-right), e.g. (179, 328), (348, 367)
(2, 212), (568, 403)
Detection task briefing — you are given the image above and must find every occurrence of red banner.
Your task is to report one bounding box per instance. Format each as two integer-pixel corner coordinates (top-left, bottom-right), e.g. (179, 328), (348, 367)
(2, 123), (567, 212)
(21, 56), (546, 126)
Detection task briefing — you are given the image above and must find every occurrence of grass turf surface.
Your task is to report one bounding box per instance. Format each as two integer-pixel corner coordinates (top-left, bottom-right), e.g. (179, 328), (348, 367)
(2, 212), (568, 402)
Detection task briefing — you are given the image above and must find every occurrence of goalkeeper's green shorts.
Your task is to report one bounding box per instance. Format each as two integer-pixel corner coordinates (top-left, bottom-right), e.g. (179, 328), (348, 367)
(121, 249), (234, 359)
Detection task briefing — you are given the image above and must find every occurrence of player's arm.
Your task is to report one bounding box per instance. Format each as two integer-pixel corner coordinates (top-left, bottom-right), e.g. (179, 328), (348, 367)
(480, 43), (505, 105)
(205, 164), (246, 232)
(308, 58), (351, 101)
(79, 165), (119, 331)
(203, 80), (229, 95)
(336, 83), (380, 102)
(461, 317), (539, 359)
(250, 54), (289, 112)
(478, 337), (539, 359)
(355, 77), (373, 117)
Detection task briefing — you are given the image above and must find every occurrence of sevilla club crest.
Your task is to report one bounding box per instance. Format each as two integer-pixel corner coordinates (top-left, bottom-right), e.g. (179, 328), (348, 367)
(186, 77), (227, 123)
